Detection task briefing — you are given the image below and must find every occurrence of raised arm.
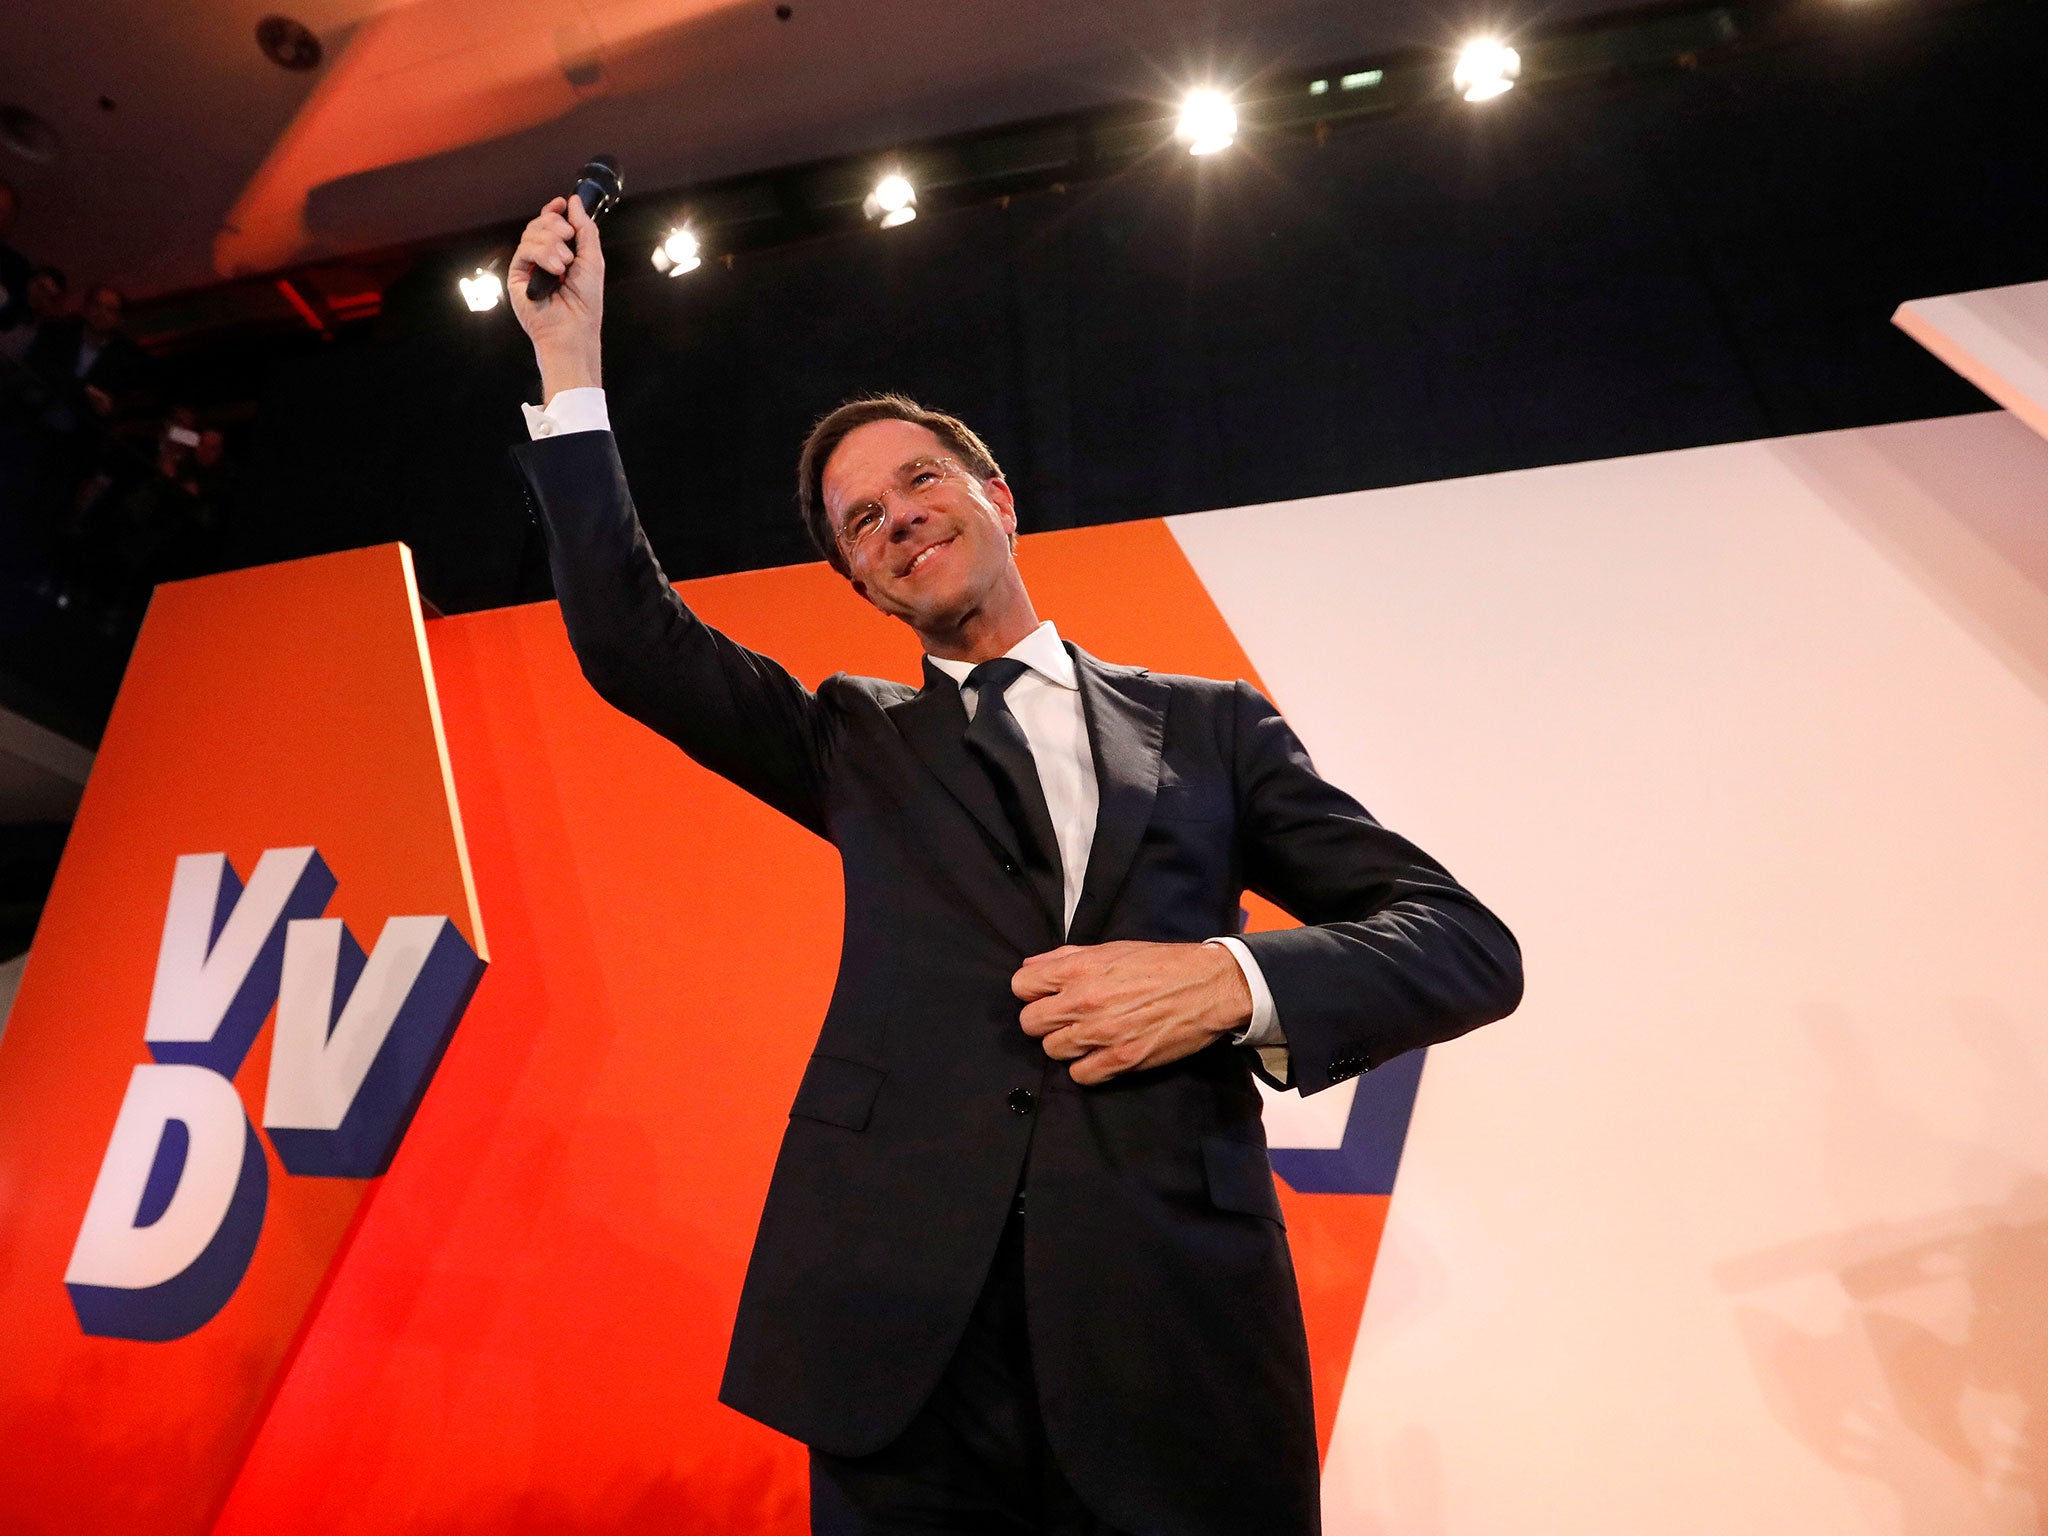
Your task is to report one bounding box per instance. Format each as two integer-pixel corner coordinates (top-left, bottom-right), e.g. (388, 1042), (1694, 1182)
(508, 195), (836, 836)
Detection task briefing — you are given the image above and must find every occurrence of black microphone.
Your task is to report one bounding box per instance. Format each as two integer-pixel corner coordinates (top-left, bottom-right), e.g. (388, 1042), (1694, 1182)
(526, 154), (623, 302)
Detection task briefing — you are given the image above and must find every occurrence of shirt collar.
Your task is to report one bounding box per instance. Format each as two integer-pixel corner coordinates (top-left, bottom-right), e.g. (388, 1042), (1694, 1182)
(926, 620), (1077, 691)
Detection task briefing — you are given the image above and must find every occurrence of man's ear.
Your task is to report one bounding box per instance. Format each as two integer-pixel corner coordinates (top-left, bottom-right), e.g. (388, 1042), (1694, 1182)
(848, 575), (882, 611)
(984, 475), (1018, 538)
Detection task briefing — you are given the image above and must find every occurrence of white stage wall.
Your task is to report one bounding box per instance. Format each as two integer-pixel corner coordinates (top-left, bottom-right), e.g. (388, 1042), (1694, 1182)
(1173, 408), (2048, 1535)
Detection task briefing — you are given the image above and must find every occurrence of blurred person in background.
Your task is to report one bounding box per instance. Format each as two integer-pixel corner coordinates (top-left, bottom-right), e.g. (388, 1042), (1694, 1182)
(0, 266), (66, 369)
(17, 285), (154, 613)
(0, 182), (30, 339)
(26, 284), (153, 553)
(56, 402), (234, 633)
(187, 427), (236, 532)
(27, 284), (151, 433)
(0, 178), (55, 602)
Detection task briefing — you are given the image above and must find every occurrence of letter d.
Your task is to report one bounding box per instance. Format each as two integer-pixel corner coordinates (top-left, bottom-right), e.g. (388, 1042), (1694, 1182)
(65, 1063), (268, 1341)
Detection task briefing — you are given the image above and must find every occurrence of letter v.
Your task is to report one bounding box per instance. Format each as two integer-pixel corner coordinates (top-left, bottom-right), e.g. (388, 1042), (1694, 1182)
(263, 915), (485, 1177)
(145, 849), (337, 1077)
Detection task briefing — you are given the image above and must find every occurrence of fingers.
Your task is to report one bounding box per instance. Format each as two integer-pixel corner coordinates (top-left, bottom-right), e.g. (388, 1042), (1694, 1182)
(512, 200), (589, 284)
(513, 225), (572, 284)
(1024, 1002), (1139, 1084)
(1018, 996), (1079, 1038)
(1036, 1025), (1096, 1061)
(567, 193), (603, 257)
(1012, 966), (1062, 1002)
(1020, 1000), (1119, 1061)
(1068, 1050), (1125, 1087)
(1015, 942), (1169, 1085)
(1031, 1026), (1134, 1085)
(1011, 943), (1087, 1000)
(1011, 953), (1071, 1000)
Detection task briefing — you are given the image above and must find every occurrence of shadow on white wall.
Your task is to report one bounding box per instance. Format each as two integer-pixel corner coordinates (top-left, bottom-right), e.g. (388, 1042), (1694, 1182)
(1719, 1005), (2047, 1532)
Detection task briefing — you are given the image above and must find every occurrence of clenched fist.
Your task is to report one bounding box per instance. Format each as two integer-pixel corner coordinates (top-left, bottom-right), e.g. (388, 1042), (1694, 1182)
(509, 194), (605, 402)
(1012, 941), (1253, 1086)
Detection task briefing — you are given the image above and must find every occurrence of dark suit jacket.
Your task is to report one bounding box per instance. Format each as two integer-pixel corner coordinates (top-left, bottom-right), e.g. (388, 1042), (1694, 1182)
(0, 242), (31, 333)
(23, 319), (153, 435)
(515, 430), (1522, 1536)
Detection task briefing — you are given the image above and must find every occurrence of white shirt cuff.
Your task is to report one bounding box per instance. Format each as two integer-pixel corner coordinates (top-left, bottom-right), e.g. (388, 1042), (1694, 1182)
(1205, 936), (1283, 1047)
(522, 386), (611, 439)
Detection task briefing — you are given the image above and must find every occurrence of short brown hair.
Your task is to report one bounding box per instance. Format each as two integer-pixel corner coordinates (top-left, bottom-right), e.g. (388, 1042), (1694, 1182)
(797, 394), (1002, 575)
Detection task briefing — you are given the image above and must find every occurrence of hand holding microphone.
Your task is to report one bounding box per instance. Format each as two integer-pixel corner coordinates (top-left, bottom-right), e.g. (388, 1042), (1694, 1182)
(510, 155), (621, 402)
(525, 155), (621, 301)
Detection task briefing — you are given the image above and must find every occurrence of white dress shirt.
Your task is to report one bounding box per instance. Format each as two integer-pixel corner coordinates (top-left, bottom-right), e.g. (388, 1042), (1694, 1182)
(524, 389), (1284, 1052)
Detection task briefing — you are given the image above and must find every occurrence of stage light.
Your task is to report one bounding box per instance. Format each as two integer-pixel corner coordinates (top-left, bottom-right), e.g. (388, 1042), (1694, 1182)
(1453, 39), (1520, 101)
(863, 174), (918, 228)
(652, 227), (702, 276)
(458, 268), (502, 312)
(1176, 89), (1237, 156)
(1340, 69), (1383, 91)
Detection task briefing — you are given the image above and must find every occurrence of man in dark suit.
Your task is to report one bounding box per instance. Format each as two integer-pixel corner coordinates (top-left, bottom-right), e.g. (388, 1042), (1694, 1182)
(507, 195), (1522, 1536)
(25, 283), (152, 430)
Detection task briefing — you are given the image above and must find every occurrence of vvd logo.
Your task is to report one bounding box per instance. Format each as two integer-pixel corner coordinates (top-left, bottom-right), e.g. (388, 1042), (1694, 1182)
(63, 847), (485, 1341)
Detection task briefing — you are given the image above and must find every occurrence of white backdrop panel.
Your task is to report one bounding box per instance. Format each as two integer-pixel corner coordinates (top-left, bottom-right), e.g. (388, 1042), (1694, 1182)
(1172, 410), (2048, 1535)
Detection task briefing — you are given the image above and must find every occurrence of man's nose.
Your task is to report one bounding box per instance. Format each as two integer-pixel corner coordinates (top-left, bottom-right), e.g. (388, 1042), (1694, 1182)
(883, 499), (929, 540)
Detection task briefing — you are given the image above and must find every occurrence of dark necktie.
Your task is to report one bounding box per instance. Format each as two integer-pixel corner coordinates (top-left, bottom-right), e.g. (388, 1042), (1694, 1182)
(964, 658), (1065, 930)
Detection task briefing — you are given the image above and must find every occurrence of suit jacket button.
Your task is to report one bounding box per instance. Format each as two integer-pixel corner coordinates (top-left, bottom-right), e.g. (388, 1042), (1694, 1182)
(1002, 860), (1022, 877)
(1007, 1088), (1036, 1115)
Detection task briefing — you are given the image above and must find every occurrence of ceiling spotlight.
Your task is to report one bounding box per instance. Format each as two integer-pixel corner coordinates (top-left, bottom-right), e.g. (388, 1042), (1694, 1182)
(863, 173), (917, 228)
(255, 15), (324, 72)
(458, 267), (502, 312)
(1453, 39), (1521, 102)
(652, 227), (702, 275)
(1176, 89), (1237, 155)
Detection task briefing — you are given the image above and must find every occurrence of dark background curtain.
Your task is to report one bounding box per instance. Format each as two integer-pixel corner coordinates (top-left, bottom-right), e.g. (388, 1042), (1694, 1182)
(228, 0), (2046, 615)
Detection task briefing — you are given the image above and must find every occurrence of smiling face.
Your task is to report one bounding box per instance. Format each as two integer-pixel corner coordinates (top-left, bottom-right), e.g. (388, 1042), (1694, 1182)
(821, 417), (1039, 659)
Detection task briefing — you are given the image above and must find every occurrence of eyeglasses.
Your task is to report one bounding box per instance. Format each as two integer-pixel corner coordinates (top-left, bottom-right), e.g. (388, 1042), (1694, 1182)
(835, 456), (972, 556)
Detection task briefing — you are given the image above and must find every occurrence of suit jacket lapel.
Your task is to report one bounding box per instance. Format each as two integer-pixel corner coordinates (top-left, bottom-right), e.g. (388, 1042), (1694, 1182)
(1067, 647), (1167, 946)
(886, 660), (1063, 948)
(889, 659), (1027, 867)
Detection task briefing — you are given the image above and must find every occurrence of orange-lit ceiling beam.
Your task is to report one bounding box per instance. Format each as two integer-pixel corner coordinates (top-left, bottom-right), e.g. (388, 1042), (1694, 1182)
(216, 0), (744, 279)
